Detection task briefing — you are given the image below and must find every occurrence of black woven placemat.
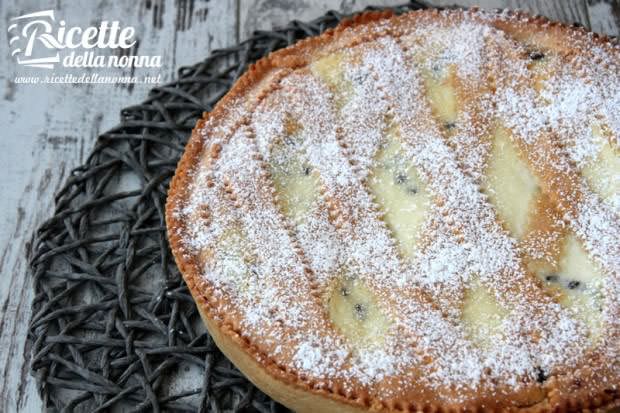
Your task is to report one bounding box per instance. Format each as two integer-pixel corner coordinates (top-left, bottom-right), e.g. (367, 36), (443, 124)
(27, 2), (427, 412)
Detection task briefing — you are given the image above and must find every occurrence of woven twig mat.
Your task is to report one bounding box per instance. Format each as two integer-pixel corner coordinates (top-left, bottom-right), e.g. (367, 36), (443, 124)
(27, 2), (426, 412)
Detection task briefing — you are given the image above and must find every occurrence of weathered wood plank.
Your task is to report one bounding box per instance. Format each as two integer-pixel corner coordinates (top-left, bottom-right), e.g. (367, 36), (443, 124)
(0, 0), (237, 411)
(586, 0), (620, 36)
(424, 0), (592, 28)
(238, 0), (407, 41)
(239, 0), (594, 38)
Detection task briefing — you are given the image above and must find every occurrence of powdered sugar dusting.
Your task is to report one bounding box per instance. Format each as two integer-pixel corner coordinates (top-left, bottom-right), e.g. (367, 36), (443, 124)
(171, 9), (620, 405)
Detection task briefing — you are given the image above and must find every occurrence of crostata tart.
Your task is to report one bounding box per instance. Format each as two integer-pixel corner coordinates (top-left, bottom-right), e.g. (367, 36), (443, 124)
(166, 8), (620, 412)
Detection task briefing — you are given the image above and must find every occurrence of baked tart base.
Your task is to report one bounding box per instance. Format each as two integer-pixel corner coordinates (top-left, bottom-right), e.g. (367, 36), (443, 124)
(166, 8), (620, 412)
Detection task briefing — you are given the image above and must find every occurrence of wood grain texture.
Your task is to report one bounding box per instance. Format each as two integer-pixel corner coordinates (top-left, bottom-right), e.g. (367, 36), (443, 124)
(424, 0), (592, 27)
(0, 0), (236, 411)
(238, 0), (407, 41)
(587, 0), (620, 36)
(0, 0), (615, 412)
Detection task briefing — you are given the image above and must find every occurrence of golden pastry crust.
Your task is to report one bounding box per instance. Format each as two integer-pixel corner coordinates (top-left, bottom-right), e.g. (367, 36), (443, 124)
(166, 8), (620, 412)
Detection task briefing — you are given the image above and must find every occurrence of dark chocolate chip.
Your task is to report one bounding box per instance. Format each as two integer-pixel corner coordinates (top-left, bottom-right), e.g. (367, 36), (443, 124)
(395, 173), (407, 185)
(303, 166), (311, 175)
(340, 286), (350, 297)
(444, 122), (456, 130)
(545, 274), (559, 282)
(534, 366), (548, 383)
(529, 51), (545, 60)
(353, 303), (367, 320)
(567, 280), (581, 290)
(352, 72), (369, 85)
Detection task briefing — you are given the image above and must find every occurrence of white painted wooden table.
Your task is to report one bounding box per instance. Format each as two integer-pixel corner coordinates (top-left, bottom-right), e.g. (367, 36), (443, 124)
(0, 1), (617, 411)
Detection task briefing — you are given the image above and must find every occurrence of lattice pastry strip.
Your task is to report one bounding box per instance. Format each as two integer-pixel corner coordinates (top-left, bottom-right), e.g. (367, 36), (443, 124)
(490, 29), (620, 347)
(513, 33), (620, 216)
(312, 32), (598, 386)
(396, 50), (589, 366)
(250, 69), (521, 399)
(310, 38), (465, 320)
(405, 50), (531, 348)
(308, 46), (501, 392)
(398, 25), (532, 326)
(209, 127), (377, 387)
(390, 35), (558, 314)
(318, 32), (584, 396)
(166, 8), (620, 412)
(311, 38), (484, 370)
(456, 20), (616, 354)
(398, 18), (617, 356)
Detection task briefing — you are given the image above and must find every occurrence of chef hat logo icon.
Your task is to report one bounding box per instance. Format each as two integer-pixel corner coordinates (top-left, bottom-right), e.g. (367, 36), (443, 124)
(8, 10), (61, 69)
